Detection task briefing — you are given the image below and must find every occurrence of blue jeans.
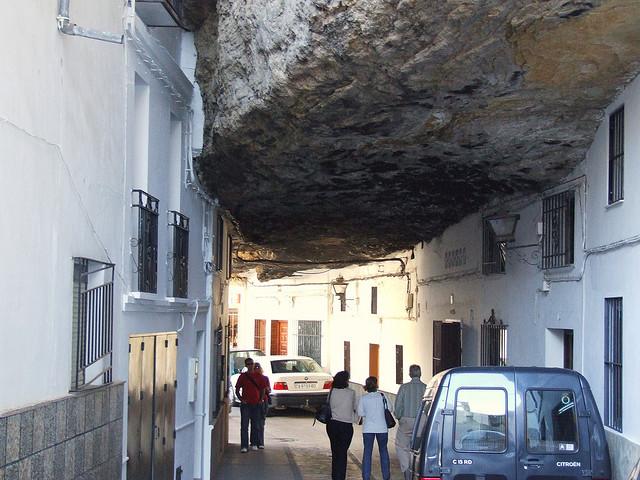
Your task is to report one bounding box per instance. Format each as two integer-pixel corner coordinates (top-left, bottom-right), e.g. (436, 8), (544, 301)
(362, 432), (390, 480)
(240, 403), (262, 449)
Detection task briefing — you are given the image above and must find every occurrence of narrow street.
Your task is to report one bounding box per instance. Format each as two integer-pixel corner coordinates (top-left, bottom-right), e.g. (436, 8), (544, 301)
(216, 407), (403, 479)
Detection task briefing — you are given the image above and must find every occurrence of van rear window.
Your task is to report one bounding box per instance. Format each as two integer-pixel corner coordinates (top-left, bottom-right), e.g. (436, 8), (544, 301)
(526, 390), (578, 453)
(454, 389), (507, 452)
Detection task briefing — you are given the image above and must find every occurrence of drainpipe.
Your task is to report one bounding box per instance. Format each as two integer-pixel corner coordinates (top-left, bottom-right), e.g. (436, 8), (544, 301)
(57, 0), (124, 44)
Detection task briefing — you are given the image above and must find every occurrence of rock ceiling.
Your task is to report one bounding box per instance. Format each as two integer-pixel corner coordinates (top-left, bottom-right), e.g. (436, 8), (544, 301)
(191, 0), (640, 278)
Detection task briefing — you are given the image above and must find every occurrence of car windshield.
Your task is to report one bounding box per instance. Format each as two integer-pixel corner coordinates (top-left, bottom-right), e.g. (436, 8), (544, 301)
(271, 358), (323, 374)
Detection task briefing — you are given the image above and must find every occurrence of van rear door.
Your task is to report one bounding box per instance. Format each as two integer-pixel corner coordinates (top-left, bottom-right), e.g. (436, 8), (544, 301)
(516, 373), (591, 480)
(440, 372), (517, 480)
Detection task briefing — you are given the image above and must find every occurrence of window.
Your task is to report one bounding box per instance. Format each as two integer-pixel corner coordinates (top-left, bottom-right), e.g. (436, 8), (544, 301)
(298, 320), (322, 364)
(254, 319), (266, 352)
(395, 345), (403, 385)
(454, 389), (507, 452)
(215, 214), (224, 271)
(168, 210), (189, 298)
(481, 317), (507, 366)
(608, 106), (624, 204)
(542, 190), (575, 269)
(132, 189), (159, 292)
(482, 218), (506, 274)
(344, 341), (351, 373)
(605, 297), (623, 432)
(71, 258), (114, 390)
(270, 358), (323, 374)
(228, 309), (238, 347)
(226, 234), (233, 279)
(371, 286), (378, 314)
(526, 390), (578, 453)
(411, 393), (435, 452)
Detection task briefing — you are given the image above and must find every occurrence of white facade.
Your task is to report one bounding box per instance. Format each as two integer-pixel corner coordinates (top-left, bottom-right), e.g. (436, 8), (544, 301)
(0, 2), (226, 479)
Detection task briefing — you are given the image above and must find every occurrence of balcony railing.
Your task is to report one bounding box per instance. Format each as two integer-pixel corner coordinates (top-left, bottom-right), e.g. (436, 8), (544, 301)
(136, 0), (186, 29)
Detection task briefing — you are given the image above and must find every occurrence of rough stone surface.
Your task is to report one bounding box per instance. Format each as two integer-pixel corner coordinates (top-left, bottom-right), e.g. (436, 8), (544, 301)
(194, 0), (640, 277)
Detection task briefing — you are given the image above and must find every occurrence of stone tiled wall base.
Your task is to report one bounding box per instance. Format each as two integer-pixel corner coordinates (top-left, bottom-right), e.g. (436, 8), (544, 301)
(210, 399), (230, 477)
(0, 383), (124, 480)
(606, 430), (640, 480)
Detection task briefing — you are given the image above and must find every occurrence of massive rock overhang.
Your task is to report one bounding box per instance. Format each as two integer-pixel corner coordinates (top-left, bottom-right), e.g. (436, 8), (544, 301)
(189, 0), (640, 278)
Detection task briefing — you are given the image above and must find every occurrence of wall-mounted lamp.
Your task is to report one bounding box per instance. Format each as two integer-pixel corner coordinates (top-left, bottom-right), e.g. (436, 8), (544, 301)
(332, 275), (348, 311)
(487, 213), (520, 243)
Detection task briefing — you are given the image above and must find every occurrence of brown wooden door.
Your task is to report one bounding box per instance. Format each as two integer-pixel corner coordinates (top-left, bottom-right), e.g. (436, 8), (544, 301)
(270, 320), (288, 355)
(369, 343), (379, 379)
(254, 319), (266, 352)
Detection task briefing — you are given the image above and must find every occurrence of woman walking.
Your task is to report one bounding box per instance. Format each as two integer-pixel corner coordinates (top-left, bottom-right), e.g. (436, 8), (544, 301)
(357, 376), (392, 480)
(326, 370), (357, 480)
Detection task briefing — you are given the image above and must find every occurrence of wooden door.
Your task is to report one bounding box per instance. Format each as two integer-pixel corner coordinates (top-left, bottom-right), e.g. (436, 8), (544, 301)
(254, 319), (266, 352)
(369, 343), (379, 379)
(433, 320), (461, 374)
(270, 320), (288, 355)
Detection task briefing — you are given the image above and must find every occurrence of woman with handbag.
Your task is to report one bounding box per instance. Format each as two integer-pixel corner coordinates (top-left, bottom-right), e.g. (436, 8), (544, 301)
(326, 370), (357, 480)
(357, 376), (393, 480)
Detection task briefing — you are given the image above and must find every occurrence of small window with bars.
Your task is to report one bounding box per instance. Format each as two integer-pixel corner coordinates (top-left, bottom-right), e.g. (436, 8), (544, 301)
(132, 189), (159, 293)
(482, 218), (506, 275)
(605, 297), (623, 432)
(542, 190), (575, 269)
(371, 286), (378, 314)
(169, 210), (189, 298)
(226, 234), (233, 280)
(71, 258), (114, 391)
(608, 106), (624, 204)
(395, 345), (403, 385)
(215, 215), (224, 271)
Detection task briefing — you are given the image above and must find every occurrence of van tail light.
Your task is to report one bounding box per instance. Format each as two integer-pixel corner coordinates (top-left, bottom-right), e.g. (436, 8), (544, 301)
(323, 381), (333, 389)
(273, 382), (288, 390)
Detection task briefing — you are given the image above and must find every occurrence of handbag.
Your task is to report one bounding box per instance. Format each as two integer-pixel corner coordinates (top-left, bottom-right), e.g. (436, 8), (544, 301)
(381, 393), (396, 428)
(314, 389), (333, 425)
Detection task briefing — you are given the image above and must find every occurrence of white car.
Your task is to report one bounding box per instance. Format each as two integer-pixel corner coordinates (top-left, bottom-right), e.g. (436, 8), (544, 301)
(232, 355), (333, 412)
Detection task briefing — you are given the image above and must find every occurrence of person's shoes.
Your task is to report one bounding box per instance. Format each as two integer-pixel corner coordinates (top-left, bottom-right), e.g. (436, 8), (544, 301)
(240, 448), (248, 453)
(258, 445), (265, 449)
(250, 445), (258, 451)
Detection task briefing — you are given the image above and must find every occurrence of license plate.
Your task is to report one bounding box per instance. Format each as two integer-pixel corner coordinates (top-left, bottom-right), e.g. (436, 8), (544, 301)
(294, 382), (317, 390)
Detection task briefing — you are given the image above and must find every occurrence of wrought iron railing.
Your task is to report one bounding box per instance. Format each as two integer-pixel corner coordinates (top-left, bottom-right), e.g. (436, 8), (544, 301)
(481, 319), (508, 367)
(169, 210), (189, 298)
(132, 189), (159, 293)
(72, 258), (114, 390)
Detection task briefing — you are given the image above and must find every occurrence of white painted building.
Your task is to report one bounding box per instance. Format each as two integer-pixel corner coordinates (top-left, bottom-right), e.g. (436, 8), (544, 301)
(0, 2), (230, 479)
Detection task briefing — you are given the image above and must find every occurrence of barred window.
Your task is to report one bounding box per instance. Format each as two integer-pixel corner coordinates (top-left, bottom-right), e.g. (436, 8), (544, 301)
(605, 297), (623, 432)
(215, 215), (224, 271)
(482, 218), (506, 275)
(71, 258), (114, 390)
(169, 211), (189, 298)
(608, 106), (624, 204)
(542, 190), (575, 269)
(371, 286), (378, 314)
(132, 189), (159, 292)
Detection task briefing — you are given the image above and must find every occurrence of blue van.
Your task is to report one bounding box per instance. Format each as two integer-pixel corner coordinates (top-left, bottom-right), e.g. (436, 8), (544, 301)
(409, 367), (611, 480)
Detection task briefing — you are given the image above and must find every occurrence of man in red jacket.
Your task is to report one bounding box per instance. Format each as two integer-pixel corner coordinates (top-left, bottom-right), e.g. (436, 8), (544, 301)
(235, 357), (268, 452)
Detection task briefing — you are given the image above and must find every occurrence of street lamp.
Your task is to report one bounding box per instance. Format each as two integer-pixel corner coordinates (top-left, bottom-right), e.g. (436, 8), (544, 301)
(332, 275), (348, 311)
(487, 213), (520, 243)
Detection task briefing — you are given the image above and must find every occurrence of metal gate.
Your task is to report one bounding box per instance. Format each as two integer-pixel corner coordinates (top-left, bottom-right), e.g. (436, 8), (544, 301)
(481, 322), (508, 366)
(128, 333), (177, 480)
(297, 320), (322, 364)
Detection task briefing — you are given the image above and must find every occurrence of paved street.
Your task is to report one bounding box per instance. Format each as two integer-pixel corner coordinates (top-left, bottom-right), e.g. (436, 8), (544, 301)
(214, 406), (404, 479)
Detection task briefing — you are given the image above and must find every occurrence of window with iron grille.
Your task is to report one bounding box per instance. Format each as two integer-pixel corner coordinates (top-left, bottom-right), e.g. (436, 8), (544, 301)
(132, 189), (159, 292)
(71, 258), (114, 391)
(215, 215), (224, 271)
(344, 341), (351, 373)
(542, 190), (575, 269)
(395, 345), (403, 385)
(226, 234), (233, 280)
(371, 286), (378, 314)
(481, 320), (507, 366)
(298, 320), (322, 364)
(608, 106), (624, 204)
(605, 297), (623, 432)
(482, 218), (506, 275)
(228, 309), (238, 347)
(169, 210), (189, 298)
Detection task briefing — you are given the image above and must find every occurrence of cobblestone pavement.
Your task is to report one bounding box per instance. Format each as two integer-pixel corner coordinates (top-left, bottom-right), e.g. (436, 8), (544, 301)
(214, 407), (404, 479)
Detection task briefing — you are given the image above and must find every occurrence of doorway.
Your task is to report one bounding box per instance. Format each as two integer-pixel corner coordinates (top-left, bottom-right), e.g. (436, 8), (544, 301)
(369, 343), (380, 379)
(433, 320), (461, 375)
(270, 320), (288, 355)
(127, 333), (177, 480)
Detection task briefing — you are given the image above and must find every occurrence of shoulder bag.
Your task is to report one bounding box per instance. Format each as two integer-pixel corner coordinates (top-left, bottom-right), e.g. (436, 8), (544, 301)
(314, 388), (333, 425)
(381, 393), (396, 428)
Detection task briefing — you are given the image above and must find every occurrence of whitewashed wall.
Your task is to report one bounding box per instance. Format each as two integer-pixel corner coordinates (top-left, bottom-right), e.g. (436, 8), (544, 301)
(0, 1), (126, 413)
(413, 73), (640, 480)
